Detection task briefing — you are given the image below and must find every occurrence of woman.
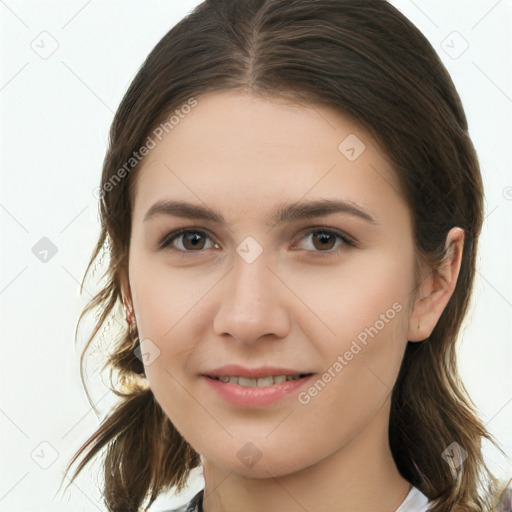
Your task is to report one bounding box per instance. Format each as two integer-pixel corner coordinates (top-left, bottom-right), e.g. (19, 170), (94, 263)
(61, 1), (509, 511)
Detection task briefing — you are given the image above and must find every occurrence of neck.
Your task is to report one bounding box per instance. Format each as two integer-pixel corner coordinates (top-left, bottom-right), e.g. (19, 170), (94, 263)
(201, 398), (411, 512)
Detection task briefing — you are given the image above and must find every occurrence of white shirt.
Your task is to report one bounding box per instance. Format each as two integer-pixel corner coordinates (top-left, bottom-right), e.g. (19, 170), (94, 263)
(395, 486), (430, 512)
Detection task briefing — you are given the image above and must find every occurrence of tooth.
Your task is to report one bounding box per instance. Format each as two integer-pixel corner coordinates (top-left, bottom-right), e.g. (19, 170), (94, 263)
(257, 376), (275, 387)
(215, 374), (304, 387)
(238, 377), (257, 387)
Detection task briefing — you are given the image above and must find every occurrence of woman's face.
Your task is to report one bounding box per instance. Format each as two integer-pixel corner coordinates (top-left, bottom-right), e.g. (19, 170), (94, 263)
(124, 90), (419, 477)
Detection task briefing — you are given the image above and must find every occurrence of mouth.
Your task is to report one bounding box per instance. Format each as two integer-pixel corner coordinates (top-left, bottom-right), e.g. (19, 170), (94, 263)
(205, 373), (313, 388)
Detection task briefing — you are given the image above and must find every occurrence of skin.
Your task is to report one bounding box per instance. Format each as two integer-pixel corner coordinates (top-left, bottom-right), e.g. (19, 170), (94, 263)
(120, 90), (464, 512)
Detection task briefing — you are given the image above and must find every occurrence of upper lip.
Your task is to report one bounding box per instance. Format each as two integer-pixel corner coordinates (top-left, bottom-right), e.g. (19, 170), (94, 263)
(203, 364), (313, 378)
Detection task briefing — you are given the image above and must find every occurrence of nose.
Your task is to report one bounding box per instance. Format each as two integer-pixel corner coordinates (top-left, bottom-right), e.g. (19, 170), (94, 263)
(212, 248), (291, 347)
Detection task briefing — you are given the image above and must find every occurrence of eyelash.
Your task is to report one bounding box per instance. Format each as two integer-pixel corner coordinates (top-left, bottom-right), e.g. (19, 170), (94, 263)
(158, 227), (357, 257)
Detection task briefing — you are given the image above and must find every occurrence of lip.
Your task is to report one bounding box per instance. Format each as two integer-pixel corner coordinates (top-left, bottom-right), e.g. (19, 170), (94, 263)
(202, 364), (311, 379)
(201, 373), (315, 407)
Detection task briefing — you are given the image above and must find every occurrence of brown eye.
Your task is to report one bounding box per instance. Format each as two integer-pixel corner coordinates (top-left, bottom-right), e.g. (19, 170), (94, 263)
(181, 232), (207, 250)
(310, 231), (337, 251)
(160, 229), (215, 252)
(294, 228), (355, 256)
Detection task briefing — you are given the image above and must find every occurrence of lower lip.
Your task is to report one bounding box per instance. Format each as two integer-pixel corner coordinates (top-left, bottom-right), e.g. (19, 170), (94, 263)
(202, 375), (314, 407)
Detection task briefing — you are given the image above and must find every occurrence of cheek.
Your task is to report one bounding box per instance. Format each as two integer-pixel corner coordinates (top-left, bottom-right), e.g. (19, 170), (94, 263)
(290, 253), (413, 407)
(285, 249), (413, 346)
(129, 253), (215, 338)
(129, 267), (217, 401)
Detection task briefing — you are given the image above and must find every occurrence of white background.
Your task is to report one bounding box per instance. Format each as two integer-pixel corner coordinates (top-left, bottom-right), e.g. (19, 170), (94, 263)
(1, 1), (511, 510)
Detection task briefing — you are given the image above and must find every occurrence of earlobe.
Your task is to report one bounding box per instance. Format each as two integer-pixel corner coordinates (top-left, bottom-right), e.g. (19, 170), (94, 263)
(407, 227), (465, 342)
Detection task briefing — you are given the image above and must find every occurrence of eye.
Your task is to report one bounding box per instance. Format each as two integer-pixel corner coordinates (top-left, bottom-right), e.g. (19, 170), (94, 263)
(158, 227), (356, 256)
(159, 229), (218, 253)
(293, 228), (356, 256)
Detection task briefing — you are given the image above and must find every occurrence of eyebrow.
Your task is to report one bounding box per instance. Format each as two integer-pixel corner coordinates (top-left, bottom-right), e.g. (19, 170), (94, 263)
(143, 198), (378, 226)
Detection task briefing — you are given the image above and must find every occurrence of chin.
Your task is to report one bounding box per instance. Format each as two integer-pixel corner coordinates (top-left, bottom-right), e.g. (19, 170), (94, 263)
(210, 451), (312, 479)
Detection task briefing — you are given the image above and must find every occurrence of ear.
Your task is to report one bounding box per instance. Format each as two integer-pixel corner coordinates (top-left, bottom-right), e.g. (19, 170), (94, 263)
(407, 227), (465, 342)
(119, 265), (134, 325)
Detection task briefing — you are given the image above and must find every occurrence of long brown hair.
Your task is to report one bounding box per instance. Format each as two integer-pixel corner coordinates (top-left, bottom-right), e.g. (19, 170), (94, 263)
(60, 1), (509, 510)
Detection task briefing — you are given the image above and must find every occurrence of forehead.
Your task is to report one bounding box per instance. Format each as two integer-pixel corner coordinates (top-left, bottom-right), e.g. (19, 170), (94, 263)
(131, 90), (405, 225)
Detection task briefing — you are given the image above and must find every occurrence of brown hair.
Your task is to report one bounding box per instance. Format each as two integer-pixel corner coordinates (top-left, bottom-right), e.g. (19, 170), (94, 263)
(60, 0), (509, 510)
